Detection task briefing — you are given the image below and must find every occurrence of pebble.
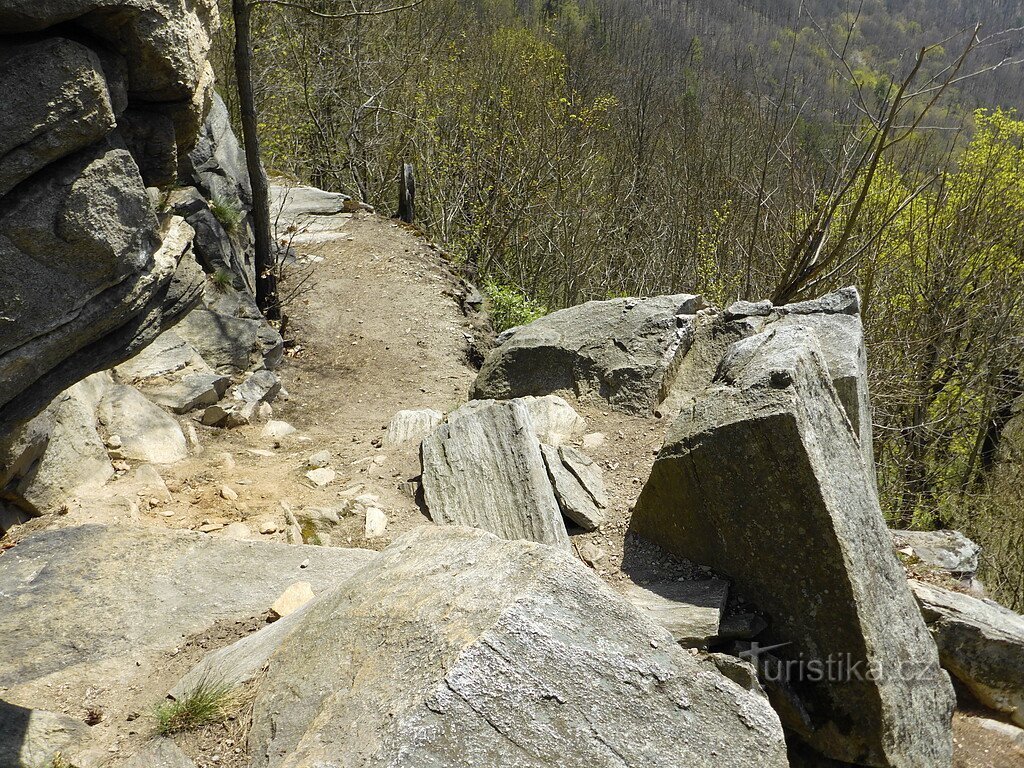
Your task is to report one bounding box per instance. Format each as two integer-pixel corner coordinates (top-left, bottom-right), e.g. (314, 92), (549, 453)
(220, 485), (238, 501)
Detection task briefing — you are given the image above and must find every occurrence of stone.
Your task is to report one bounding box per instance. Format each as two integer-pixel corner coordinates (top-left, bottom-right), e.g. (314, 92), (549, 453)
(0, 525), (377, 696)
(630, 325), (954, 767)
(293, 506), (343, 545)
(270, 581), (315, 620)
(472, 294), (704, 414)
(122, 738), (198, 768)
(259, 520), (279, 535)
(147, 372), (230, 414)
(245, 526), (788, 768)
(559, 443), (609, 508)
(234, 369), (281, 404)
(540, 444), (605, 531)
(581, 431), (606, 450)
(0, 703), (90, 768)
(176, 308), (280, 374)
(520, 394), (586, 446)
(421, 400), (570, 549)
(306, 467), (336, 487)
(220, 484), (238, 501)
(383, 408), (443, 448)
(114, 331), (207, 380)
(724, 299), (773, 319)
(263, 420), (296, 439)
(576, 540), (606, 568)
(221, 521), (252, 540)
(97, 384), (188, 464)
(893, 529), (982, 577)
(307, 449), (331, 468)
(911, 580), (1024, 727)
(623, 579), (729, 646)
(0, 37), (116, 196)
(364, 507), (387, 538)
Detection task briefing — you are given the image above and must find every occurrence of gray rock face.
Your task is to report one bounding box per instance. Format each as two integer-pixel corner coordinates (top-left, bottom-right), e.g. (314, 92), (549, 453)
(540, 444), (605, 531)
(472, 294), (704, 414)
(122, 738), (198, 768)
(520, 394), (587, 446)
(97, 384), (188, 464)
(623, 579), (729, 646)
(911, 580), (1024, 727)
(245, 526), (789, 768)
(421, 400), (570, 549)
(631, 325), (954, 767)
(384, 408), (444, 448)
(0, 524), (378, 692)
(0, 703), (90, 768)
(894, 530), (982, 577)
(177, 308), (282, 373)
(0, 0), (216, 435)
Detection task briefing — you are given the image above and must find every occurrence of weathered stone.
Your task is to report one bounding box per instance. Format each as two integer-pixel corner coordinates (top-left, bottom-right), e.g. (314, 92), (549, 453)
(114, 331), (208, 381)
(292, 505), (344, 545)
(263, 420), (296, 439)
(383, 408), (443, 448)
(306, 449), (331, 468)
(631, 325), (954, 767)
(0, 703), (90, 768)
(559, 443), (608, 508)
(270, 581), (315, 620)
(364, 506), (387, 538)
(0, 37), (116, 196)
(519, 394), (586, 446)
(97, 384), (188, 464)
(421, 400), (570, 549)
(0, 524), (377, 693)
(246, 526), (789, 768)
(540, 444), (604, 531)
(305, 467), (336, 488)
(221, 521), (252, 540)
(623, 579), (729, 646)
(472, 294), (704, 414)
(122, 738), (198, 768)
(911, 580), (1024, 727)
(147, 372), (229, 414)
(893, 529), (981, 577)
(176, 308), (276, 373)
(234, 369), (281, 404)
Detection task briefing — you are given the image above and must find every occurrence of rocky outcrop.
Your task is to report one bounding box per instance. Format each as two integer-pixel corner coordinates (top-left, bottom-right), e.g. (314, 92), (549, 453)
(894, 530), (982, 580)
(472, 294), (704, 413)
(630, 325), (954, 766)
(912, 580), (1024, 727)
(0, 0), (219, 436)
(236, 526), (789, 767)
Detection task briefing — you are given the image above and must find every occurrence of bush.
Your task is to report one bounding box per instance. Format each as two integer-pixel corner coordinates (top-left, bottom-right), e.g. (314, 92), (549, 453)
(155, 678), (236, 735)
(483, 281), (546, 333)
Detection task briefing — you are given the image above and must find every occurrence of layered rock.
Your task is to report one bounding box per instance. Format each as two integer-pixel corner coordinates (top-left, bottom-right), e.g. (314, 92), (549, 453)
(630, 325), (954, 766)
(239, 526), (789, 767)
(472, 294), (704, 414)
(912, 580), (1024, 727)
(0, 0), (219, 435)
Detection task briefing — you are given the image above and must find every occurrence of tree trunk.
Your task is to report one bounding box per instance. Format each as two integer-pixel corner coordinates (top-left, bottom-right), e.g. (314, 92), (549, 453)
(398, 162), (415, 224)
(232, 0), (279, 321)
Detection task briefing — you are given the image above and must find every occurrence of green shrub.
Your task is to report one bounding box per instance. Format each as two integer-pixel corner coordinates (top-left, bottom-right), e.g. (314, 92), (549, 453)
(211, 268), (234, 292)
(155, 678), (236, 735)
(209, 194), (243, 233)
(483, 281), (547, 333)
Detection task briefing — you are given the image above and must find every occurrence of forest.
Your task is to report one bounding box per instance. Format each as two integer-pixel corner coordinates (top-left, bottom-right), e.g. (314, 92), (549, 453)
(212, 0), (1024, 609)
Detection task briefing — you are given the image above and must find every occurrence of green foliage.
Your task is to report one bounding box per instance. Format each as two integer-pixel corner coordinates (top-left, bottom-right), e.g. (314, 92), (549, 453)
(155, 679), (236, 735)
(484, 281), (547, 332)
(211, 268), (234, 292)
(210, 194), (243, 233)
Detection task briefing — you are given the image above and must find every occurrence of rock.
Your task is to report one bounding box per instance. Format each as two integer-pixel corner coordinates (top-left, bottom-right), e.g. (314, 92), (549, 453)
(0, 38), (116, 196)
(97, 384), (188, 464)
(221, 521), (252, 540)
(623, 579), (729, 646)
(176, 308), (282, 374)
(259, 520), (279, 535)
(472, 294), (704, 414)
(220, 484), (238, 501)
(234, 369), (281, 404)
(383, 408), (443, 448)
(520, 394), (586, 446)
(364, 507), (387, 538)
(305, 467), (336, 487)
(630, 325), (954, 766)
(307, 449), (332, 468)
(724, 299), (773, 319)
(263, 420), (296, 439)
(0, 703), (90, 768)
(122, 738), (198, 768)
(911, 580), (1024, 727)
(245, 526), (788, 768)
(581, 431), (606, 450)
(893, 529), (982, 577)
(558, 443), (609, 508)
(576, 540), (606, 568)
(540, 444), (605, 531)
(114, 331), (208, 380)
(270, 581), (315, 620)
(421, 400), (570, 549)
(293, 506), (343, 545)
(269, 183), (350, 222)
(0, 524), (378, 697)
(147, 372), (230, 414)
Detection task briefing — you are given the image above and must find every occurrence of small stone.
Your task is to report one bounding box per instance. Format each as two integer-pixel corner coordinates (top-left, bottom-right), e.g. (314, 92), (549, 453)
(198, 523), (224, 533)
(577, 541), (606, 568)
(105, 434), (123, 450)
(299, 558), (310, 569)
(581, 432), (605, 451)
(269, 581), (315, 620)
(308, 450), (332, 469)
(306, 467), (336, 487)
(222, 522), (253, 540)
(220, 485), (238, 501)
(259, 520), (279, 535)
(364, 507), (387, 538)
(263, 420), (296, 439)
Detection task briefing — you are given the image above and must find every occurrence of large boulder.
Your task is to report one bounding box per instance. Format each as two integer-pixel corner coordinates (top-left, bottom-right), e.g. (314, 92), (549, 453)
(421, 399), (570, 549)
(242, 526), (789, 768)
(630, 325), (954, 767)
(97, 383), (188, 464)
(911, 580), (1024, 727)
(472, 294), (704, 414)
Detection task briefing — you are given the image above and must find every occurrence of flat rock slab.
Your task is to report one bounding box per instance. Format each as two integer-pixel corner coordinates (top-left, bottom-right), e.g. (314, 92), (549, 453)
(0, 524), (378, 691)
(421, 399), (569, 548)
(97, 384), (188, 464)
(540, 443), (604, 531)
(912, 580), (1024, 727)
(472, 294), (703, 414)
(894, 530), (981, 576)
(245, 526), (789, 768)
(631, 325), (954, 767)
(121, 738), (198, 768)
(623, 579), (728, 646)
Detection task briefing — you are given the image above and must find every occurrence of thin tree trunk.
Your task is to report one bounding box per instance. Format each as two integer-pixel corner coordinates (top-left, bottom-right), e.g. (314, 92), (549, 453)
(233, 0), (279, 321)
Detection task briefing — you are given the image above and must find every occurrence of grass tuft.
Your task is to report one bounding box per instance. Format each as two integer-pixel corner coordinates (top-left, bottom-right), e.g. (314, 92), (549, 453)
(209, 194), (243, 233)
(155, 678), (236, 736)
(211, 268), (234, 292)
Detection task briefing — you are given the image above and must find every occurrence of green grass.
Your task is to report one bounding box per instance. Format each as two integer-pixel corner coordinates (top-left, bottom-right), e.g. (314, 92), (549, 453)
(209, 194), (243, 233)
(155, 678), (236, 735)
(211, 268), (234, 292)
